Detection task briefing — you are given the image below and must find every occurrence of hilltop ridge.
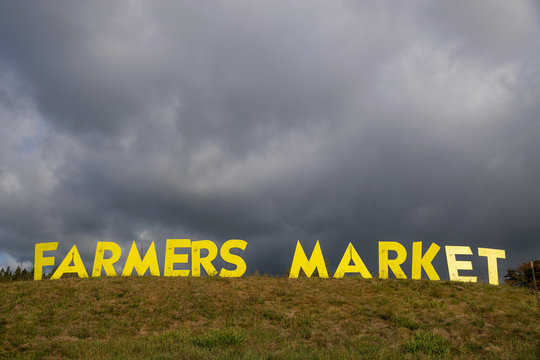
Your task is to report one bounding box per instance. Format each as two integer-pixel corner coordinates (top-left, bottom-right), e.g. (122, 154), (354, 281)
(1, 277), (538, 359)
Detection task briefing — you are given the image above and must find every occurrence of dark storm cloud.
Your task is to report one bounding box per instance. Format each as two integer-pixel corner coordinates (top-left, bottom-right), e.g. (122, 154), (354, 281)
(0, 1), (539, 279)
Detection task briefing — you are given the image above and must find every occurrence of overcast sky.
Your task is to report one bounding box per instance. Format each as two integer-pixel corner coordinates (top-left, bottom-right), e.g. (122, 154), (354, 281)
(0, 1), (539, 280)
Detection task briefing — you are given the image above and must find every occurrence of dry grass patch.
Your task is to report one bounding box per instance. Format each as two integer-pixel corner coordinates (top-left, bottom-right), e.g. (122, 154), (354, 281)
(0, 277), (538, 359)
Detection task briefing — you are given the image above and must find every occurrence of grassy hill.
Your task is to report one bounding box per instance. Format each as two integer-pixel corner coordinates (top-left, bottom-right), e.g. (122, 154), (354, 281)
(1, 276), (539, 359)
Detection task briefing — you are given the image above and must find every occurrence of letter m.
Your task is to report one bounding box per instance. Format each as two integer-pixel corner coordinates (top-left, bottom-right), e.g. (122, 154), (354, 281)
(122, 241), (161, 276)
(289, 240), (328, 278)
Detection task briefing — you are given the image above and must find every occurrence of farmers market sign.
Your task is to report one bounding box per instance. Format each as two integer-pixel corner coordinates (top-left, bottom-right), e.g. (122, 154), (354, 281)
(34, 240), (506, 285)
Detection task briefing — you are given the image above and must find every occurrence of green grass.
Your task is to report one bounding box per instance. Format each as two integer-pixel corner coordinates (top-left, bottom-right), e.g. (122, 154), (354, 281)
(401, 331), (450, 356)
(0, 276), (539, 359)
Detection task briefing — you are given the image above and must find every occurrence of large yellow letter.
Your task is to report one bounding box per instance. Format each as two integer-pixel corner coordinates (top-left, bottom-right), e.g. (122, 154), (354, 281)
(192, 240), (218, 276)
(478, 247), (506, 285)
(51, 245), (89, 280)
(122, 241), (160, 276)
(219, 239), (247, 277)
(289, 240), (328, 278)
(411, 242), (440, 280)
(164, 239), (190, 276)
(379, 241), (407, 279)
(92, 241), (121, 277)
(334, 243), (372, 278)
(445, 246), (477, 283)
(34, 242), (58, 280)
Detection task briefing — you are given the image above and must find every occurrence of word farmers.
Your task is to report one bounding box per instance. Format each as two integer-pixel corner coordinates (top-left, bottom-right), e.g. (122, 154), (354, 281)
(289, 241), (506, 285)
(34, 239), (247, 280)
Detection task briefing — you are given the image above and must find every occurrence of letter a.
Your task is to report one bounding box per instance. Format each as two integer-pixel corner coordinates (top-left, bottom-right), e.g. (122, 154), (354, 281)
(334, 243), (372, 278)
(51, 245), (89, 280)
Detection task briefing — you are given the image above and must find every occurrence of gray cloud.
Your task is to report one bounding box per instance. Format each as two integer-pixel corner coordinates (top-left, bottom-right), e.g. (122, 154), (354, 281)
(0, 1), (539, 279)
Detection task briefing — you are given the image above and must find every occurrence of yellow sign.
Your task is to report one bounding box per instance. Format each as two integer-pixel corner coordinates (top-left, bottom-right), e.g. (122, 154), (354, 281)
(288, 241), (506, 285)
(34, 239), (506, 285)
(34, 239), (247, 280)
